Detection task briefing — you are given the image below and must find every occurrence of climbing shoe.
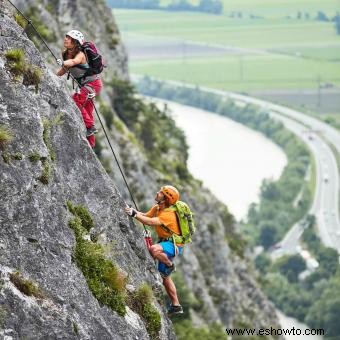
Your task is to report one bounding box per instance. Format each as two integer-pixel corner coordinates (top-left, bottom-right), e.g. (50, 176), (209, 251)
(160, 263), (176, 278)
(86, 126), (98, 137)
(167, 304), (183, 315)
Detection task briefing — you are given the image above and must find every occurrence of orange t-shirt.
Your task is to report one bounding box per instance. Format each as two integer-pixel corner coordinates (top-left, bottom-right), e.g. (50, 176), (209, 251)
(146, 205), (181, 239)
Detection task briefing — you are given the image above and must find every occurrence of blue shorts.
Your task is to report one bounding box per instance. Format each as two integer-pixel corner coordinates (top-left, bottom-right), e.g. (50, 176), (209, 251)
(157, 241), (183, 275)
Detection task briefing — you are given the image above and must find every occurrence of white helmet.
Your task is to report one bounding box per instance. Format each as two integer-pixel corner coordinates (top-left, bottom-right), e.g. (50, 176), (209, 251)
(66, 30), (84, 45)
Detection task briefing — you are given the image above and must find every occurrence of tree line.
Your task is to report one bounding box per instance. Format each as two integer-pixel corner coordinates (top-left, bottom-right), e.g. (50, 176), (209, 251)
(294, 10), (340, 35)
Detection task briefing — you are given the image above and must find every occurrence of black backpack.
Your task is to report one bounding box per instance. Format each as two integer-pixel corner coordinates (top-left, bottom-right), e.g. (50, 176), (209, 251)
(81, 41), (105, 76)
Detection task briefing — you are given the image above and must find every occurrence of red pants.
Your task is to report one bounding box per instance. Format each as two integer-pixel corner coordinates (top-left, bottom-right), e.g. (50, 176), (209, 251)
(72, 79), (102, 148)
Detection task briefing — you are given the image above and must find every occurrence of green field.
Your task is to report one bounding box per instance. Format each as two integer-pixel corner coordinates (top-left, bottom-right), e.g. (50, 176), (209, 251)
(130, 54), (340, 91)
(113, 1), (340, 94)
(116, 11), (340, 51)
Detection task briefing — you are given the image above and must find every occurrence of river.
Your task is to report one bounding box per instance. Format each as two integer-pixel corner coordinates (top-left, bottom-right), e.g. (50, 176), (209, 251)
(153, 98), (323, 340)
(156, 100), (287, 221)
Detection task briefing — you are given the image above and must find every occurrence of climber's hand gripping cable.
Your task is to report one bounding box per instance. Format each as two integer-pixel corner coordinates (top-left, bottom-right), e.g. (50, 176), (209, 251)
(56, 58), (64, 66)
(125, 206), (137, 217)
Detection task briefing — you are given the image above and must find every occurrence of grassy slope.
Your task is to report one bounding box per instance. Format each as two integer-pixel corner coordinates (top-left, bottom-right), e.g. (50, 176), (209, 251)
(118, 12), (339, 49)
(130, 54), (340, 91)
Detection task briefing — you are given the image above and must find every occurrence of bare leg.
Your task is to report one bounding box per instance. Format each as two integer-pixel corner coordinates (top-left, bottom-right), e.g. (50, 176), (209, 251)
(149, 244), (172, 266)
(163, 277), (180, 306)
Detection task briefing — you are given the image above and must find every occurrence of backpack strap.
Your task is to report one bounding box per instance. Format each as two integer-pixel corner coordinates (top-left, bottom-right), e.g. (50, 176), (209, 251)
(159, 222), (183, 251)
(156, 206), (183, 254)
(159, 223), (180, 237)
(163, 206), (182, 234)
(173, 236), (179, 256)
(161, 207), (182, 237)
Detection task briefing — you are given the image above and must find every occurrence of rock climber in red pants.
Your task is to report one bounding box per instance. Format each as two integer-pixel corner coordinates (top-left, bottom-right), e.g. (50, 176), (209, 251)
(56, 30), (102, 148)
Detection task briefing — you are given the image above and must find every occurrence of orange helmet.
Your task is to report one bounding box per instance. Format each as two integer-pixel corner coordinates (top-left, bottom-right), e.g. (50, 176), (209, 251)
(161, 185), (180, 205)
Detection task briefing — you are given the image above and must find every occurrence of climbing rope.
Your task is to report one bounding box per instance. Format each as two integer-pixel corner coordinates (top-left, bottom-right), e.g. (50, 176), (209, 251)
(5, 0), (148, 233)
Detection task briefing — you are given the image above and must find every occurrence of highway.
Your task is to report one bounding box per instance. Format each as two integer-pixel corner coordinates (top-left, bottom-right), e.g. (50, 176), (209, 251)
(205, 87), (340, 254)
(267, 113), (339, 257)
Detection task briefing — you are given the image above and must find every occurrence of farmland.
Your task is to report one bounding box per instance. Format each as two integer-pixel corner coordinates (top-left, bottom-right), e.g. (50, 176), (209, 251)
(113, 1), (340, 114)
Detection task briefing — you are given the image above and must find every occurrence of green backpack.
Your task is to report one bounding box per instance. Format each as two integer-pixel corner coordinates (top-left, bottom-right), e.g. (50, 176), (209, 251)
(164, 201), (195, 245)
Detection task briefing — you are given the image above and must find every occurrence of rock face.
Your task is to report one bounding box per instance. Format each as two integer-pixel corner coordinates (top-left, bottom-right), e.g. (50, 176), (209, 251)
(0, 0), (282, 339)
(0, 2), (174, 339)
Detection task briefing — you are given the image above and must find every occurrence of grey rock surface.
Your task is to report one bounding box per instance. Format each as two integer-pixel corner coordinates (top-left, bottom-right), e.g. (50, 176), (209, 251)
(0, 3), (174, 339)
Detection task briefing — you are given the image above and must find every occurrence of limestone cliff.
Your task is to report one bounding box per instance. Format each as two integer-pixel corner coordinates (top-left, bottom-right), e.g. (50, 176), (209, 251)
(0, 0), (281, 339)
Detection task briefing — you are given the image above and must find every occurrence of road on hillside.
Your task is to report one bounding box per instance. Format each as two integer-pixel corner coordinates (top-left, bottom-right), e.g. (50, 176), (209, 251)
(267, 113), (339, 256)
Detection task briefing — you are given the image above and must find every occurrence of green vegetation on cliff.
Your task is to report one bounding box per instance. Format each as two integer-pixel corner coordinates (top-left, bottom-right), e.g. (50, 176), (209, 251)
(66, 201), (162, 338)
(107, 77), (192, 182)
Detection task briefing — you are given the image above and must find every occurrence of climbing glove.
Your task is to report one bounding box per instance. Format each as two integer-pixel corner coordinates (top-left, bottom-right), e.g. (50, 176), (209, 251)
(126, 207), (137, 217)
(56, 58), (64, 66)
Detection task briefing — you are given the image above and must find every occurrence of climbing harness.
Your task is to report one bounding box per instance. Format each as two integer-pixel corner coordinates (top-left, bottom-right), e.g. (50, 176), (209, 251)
(5, 0), (152, 247)
(79, 85), (96, 110)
